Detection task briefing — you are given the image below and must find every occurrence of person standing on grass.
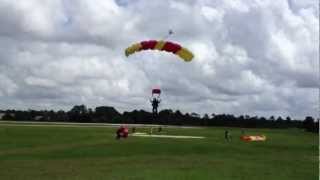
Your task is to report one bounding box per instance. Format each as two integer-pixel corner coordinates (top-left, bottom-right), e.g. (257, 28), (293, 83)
(132, 127), (136, 133)
(225, 130), (231, 141)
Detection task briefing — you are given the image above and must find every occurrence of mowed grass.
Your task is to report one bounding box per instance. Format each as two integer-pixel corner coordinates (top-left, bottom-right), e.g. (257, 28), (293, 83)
(0, 123), (318, 180)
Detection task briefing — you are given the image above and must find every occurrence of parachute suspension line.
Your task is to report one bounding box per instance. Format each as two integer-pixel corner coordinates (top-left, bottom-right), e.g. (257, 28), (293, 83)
(165, 30), (176, 80)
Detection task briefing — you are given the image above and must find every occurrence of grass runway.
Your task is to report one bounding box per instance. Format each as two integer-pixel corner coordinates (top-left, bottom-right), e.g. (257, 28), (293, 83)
(0, 122), (318, 180)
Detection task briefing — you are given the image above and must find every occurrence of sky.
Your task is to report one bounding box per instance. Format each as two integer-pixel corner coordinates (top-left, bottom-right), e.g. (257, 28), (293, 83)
(0, 0), (318, 119)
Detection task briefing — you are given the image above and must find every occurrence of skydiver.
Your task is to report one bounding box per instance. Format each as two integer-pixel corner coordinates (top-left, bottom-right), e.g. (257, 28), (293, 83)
(225, 130), (231, 142)
(150, 97), (161, 115)
(132, 127), (136, 133)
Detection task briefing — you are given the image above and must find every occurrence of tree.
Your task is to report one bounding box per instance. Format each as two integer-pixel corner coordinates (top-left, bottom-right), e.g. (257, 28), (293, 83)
(211, 113), (216, 118)
(69, 105), (89, 122)
(303, 116), (317, 133)
(94, 106), (121, 123)
(2, 111), (15, 120)
(202, 114), (209, 126)
(70, 105), (87, 114)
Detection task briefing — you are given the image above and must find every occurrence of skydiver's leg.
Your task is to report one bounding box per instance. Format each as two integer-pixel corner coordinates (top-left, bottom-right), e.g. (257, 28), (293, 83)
(153, 107), (158, 115)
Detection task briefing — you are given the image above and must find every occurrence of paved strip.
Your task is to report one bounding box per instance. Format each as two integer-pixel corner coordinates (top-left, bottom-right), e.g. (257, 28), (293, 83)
(131, 133), (205, 139)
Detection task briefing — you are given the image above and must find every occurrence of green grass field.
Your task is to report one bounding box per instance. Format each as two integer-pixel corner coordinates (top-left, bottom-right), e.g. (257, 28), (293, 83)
(0, 122), (318, 180)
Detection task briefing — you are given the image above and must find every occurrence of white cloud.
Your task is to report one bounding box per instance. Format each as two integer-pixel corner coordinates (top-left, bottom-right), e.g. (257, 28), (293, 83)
(25, 76), (57, 87)
(0, 0), (318, 119)
(201, 6), (224, 23)
(0, 74), (18, 96)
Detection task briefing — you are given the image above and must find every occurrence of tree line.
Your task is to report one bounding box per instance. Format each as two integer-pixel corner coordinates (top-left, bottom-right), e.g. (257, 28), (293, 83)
(0, 104), (318, 133)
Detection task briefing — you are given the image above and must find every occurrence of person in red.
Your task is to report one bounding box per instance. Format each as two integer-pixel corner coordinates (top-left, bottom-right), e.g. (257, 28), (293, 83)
(116, 126), (129, 139)
(123, 127), (129, 138)
(116, 126), (123, 139)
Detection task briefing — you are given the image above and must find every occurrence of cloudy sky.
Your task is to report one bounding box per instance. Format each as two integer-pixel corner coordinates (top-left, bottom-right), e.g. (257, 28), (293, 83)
(0, 0), (318, 119)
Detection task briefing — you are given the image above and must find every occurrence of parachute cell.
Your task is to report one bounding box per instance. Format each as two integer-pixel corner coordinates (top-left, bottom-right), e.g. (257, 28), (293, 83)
(176, 47), (194, 62)
(125, 43), (142, 56)
(154, 41), (166, 50)
(125, 40), (194, 62)
(152, 88), (161, 95)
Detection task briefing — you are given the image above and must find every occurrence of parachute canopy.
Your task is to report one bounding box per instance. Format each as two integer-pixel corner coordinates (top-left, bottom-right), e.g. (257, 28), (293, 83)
(125, 40), (194, 62)
(240, 135), (266, 142)
(152, 88), (161, 95)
